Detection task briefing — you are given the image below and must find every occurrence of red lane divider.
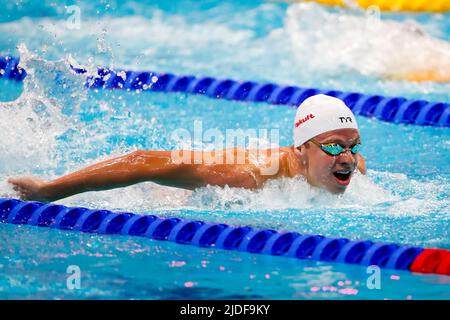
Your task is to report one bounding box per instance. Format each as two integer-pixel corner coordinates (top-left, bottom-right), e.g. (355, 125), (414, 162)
(409, 249), (450, 276)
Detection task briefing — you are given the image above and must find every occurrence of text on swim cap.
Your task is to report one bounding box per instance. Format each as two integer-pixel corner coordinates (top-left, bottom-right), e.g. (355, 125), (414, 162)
(339, 117), (353, 123)
(295, 114), (315, 127)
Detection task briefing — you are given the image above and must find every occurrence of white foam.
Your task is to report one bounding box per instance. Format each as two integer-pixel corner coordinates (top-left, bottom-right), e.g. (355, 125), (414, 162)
(0, 44), (85, 174)
(285, 3), (450, 79)
(0, 13), (254, 70)
(187, 170), (399, 211)
(34, 169), (397, 212)
(1, 3), (449, 99)
(27, 167), (446, 219)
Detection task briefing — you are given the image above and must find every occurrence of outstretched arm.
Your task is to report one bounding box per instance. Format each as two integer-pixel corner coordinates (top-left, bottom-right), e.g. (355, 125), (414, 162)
(9, 150), (180, 202)
(8, 150), (263, 202)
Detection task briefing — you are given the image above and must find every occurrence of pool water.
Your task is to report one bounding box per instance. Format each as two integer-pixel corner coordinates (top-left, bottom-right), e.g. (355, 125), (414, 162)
(0, 0), (449, 299)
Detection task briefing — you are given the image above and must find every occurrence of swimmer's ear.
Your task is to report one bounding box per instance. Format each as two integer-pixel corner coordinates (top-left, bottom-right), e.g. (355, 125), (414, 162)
(296, 142), (310, 153)
(356, 154), (367, 175)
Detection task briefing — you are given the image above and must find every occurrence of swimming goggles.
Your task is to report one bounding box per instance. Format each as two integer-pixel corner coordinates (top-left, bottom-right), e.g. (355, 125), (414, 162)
(309, 139), (361, 156)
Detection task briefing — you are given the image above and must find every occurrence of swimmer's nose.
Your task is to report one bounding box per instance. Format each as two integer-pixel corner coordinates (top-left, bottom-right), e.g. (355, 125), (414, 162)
(336, 150), (357, 170)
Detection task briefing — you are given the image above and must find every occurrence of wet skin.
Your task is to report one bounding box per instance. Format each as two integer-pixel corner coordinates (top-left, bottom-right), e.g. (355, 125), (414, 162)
(8, 128), (365, 202)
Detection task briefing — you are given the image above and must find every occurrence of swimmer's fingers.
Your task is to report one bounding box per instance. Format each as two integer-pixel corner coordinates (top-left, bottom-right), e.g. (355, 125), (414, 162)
(17, 190), (27, 200)
(7, 179), (26, 199)
(8, 177), (40, 189)
(7, 177), (47, 201)
(7, 177), (27, 190)
(7, 178), (21, 193)
(14, 186), (27, 197)
(7, 177), (18, 185)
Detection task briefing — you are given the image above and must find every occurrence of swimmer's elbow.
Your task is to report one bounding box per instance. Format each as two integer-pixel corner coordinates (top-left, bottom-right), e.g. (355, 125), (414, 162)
(124, 149), (181, 181)
(127, 149), (151, 160)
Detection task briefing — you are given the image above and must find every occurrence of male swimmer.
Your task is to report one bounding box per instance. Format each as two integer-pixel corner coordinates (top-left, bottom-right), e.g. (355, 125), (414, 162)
(8, 94), (366, 202)
(286, 1), (450, 83)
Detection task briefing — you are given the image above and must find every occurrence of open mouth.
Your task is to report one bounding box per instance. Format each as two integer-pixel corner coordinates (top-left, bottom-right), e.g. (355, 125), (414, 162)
(332, 170), (352, 185)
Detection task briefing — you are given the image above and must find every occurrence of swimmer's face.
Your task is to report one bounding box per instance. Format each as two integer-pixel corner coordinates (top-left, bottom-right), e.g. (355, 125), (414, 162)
(298, 128), (360, 194)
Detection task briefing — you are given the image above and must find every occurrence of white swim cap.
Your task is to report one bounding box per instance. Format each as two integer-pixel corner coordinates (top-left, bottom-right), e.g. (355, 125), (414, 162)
(293, 94), (358, 147)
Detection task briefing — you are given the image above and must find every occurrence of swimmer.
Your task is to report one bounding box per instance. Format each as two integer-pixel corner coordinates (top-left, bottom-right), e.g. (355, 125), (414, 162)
(285, 2), (450, 83)
(8, 94), (366, 202)
(387, 69), (450, 83)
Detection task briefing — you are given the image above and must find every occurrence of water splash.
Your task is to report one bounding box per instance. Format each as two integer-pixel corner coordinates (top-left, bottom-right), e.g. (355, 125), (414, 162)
(0, 44), (87, 174)
(285, 3), (450, 80)
(39, 166), (447, 224)
(187, 172), (395, 211)
(1, 3), (449, 98)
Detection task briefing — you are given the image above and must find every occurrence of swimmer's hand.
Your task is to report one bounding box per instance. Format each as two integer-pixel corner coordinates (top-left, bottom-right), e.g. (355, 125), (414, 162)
(8, 177), (53, 202)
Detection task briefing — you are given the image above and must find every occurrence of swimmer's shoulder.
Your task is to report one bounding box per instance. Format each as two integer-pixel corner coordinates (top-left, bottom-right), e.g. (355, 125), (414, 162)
(277, 146), (303, 178)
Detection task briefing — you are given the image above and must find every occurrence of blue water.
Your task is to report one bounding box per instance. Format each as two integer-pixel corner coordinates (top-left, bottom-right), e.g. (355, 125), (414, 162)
(0, 0), (449, 299)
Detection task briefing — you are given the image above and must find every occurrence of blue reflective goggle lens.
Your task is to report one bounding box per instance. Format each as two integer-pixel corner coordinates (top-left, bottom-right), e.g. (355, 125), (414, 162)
(320, 143), (361, 156)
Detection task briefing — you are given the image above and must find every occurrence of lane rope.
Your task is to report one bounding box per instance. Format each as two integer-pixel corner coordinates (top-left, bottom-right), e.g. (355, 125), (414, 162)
(0, 55), (449, 127)
(306, 0), (450, 13)
(1, 198), (449, 276)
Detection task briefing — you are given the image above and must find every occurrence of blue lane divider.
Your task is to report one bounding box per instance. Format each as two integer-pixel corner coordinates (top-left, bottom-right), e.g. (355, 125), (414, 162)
(0, 198), (425, 273)
(0, 56), (27, 81)
(1, 55), (449, 127)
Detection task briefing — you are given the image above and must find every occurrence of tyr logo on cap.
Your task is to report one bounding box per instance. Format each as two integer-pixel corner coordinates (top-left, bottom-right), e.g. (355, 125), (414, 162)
(339, 117), (352, 123)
